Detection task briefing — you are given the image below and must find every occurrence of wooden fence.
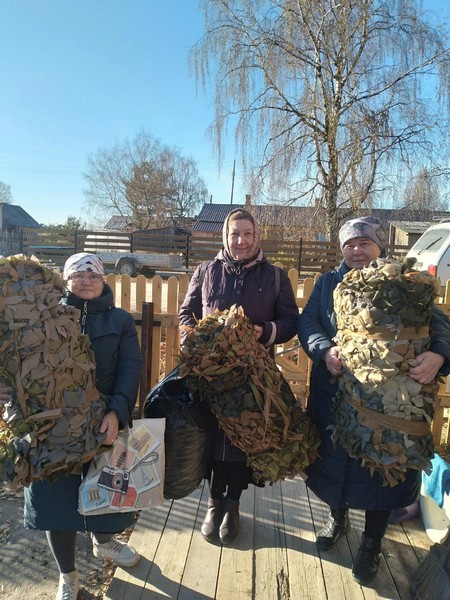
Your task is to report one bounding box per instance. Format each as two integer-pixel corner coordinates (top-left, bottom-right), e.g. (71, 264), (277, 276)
(106, 271), (450, 447)
(0, 228), (22, 257)
(21, 227), (409, 276)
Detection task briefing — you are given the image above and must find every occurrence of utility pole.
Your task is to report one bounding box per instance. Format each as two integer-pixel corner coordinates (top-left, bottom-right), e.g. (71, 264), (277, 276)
(230, 159), (236, 205)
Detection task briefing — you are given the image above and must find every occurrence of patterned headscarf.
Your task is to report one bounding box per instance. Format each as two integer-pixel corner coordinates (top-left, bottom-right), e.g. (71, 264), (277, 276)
(222, 208), (261, 261)
(339, 216), (385, 250)
(63, 253), (105, 280)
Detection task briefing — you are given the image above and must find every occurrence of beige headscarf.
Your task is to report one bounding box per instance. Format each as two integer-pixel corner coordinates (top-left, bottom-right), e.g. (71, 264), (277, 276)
(222, 208), (261, 261)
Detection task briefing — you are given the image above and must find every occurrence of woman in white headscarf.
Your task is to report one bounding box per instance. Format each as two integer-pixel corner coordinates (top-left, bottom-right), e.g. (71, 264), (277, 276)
(23, 253), (142, 600)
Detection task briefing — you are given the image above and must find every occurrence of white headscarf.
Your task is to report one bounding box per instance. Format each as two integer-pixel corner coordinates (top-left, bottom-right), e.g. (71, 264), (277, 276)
(63, 253), (105, 280)
(222, 208), (261, 261)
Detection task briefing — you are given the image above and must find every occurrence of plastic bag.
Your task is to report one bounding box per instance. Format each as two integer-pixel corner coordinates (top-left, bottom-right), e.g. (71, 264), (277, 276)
(144, 367), (214, 500)
(78, 418), (165, 514)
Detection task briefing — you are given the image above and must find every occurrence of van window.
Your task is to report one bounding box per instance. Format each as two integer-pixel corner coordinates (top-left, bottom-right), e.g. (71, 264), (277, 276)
(410, 228), (448, 255)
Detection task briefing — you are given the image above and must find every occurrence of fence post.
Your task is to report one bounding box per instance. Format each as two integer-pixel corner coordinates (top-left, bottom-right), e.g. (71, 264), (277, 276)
(297, 238), (303, 273)
(185, 233), (190, 268)
(139, 301), (154, 416)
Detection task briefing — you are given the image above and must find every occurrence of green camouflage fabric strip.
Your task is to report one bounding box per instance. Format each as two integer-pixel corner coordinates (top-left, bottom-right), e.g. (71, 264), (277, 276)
(332, 258), (441, 487)
(179, 306), (320, 483)
(0, 255), (107, 487)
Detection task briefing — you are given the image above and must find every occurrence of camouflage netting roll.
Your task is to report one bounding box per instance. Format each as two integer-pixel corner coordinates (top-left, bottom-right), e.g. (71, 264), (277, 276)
(332, 258), (441, 486)
(179, 306), (320, 483)
(0, 256), (107, 487)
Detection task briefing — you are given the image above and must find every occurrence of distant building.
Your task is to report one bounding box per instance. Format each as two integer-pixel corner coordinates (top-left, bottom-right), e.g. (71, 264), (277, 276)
(0, 203), (40, 230)
(191, 202), (450, 249)
(0, 203), (40, 256)
(104, 215), (196, 232)
(103, 215), (134, 230)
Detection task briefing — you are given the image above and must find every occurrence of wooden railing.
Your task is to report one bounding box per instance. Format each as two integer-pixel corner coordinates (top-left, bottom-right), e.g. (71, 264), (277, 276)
(106, 271), (450, 446)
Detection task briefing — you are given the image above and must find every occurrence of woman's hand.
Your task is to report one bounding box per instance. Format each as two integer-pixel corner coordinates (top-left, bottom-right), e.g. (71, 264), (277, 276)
(254, 324), (263, 340)
(99, 410), (120, 445)
(409, 351), (445, 385)
(323, 346), (343, 377)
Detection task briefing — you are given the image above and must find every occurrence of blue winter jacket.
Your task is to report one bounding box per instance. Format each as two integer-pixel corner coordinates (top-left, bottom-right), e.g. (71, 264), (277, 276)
(298, 260), (450, 511)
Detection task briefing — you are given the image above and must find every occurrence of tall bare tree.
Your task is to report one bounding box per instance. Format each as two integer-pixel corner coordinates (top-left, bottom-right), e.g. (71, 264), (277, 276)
(402, 167), (447, 211)
(194, 0), (450, 239)
(164, 152), (209, 224)
(0, 181), (13, 204)
(84, 131), (207, 229)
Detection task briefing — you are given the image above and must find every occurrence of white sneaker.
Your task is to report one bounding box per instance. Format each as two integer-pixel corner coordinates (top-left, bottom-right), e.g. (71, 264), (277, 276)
(56, 571), (79, 600)
(92, 536), (140, 567)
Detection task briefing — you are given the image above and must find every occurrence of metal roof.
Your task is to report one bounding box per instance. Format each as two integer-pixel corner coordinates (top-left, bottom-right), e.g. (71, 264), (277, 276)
(192, 204), (244, 232)
(103, 215), (133, 230)
(389, 220), (432, 234)
(179, 203), (450, 235)
(2, 204), (40, 228)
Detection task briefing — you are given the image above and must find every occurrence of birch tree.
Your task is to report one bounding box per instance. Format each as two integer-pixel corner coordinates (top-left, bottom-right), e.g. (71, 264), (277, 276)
(194, 0), (450, 238)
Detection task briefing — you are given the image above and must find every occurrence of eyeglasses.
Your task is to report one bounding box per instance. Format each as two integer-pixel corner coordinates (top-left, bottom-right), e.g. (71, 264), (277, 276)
(70, 273), (104, 283)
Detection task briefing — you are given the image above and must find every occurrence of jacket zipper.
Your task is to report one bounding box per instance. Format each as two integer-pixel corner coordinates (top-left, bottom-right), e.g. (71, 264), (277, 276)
(81, 301), (88, 334)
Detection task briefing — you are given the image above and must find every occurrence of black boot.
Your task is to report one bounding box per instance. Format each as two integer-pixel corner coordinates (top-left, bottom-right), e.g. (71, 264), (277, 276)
(316, 508), (350, 551)
(219, 499), (240, 545)
(201, 497), (224, 543)
(352, 533), (382, 585)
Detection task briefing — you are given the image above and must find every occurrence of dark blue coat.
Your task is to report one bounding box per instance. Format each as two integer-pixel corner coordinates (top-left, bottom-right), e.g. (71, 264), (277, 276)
(298, 261), (450, 512)
(179, 251), (299, 462)
(24, 284), (143, 533)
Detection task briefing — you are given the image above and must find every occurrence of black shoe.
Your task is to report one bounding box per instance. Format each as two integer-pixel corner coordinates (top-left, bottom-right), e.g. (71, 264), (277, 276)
(316, 509), (350, 551)
(352, 533), (382, 585)
(201, 497), (224, 543)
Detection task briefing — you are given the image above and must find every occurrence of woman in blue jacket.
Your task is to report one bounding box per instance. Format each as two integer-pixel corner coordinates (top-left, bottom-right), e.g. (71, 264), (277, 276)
(179, 208), (299, 545)
(24, 253), (143, 600)
(298, 217), (450, 586)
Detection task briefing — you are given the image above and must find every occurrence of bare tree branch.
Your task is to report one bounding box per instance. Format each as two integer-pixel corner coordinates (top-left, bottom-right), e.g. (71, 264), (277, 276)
(194, 0), (450, 239)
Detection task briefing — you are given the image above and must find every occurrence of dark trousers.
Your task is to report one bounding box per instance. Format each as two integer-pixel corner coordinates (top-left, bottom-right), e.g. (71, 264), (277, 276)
(208, 459), (249, 502)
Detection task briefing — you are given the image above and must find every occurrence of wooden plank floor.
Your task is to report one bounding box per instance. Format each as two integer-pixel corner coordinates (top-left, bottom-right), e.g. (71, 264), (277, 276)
(105, 477), (432, 600)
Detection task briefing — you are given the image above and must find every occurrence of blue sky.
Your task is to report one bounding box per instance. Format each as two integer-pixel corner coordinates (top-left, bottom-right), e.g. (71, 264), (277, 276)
(0, 0), (243, 226)
(0, 0), (449, 226)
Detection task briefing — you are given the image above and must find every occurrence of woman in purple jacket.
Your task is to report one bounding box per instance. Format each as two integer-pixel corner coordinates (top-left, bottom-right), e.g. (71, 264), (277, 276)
(179, 208), (299, 545)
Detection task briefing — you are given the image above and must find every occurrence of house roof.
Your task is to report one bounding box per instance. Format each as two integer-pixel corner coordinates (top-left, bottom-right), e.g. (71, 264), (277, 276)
(103, 215), (133, 230)
(105, 215), (196, 232)
(134, 226), (191, 235)
(370, 209), (450, 232)
(192, 203), (314, 232)
(191, 203), (450, 235)
(2, 204), (40, 228)
(388, 220), (432, 235)
(192, 204), (245, 232)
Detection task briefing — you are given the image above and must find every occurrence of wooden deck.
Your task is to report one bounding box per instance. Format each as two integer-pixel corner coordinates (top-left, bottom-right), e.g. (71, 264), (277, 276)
(105, 477), (432, 600)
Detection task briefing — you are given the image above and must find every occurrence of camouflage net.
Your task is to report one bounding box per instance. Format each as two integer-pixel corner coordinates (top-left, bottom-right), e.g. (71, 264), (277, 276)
(332, 258), (441, 486)
(179, 305), (320, 483)
(0, 256), (107, 487)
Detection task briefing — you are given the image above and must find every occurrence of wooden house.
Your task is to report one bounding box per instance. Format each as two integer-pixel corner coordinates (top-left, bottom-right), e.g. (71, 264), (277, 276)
(0, 203), (40, 256)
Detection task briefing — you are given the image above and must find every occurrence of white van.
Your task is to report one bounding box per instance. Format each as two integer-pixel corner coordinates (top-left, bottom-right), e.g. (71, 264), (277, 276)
(406, 221), (450, 285)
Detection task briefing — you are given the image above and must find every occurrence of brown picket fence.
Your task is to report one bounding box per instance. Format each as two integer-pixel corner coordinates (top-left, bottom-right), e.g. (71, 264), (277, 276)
(106, 271), (450, 446)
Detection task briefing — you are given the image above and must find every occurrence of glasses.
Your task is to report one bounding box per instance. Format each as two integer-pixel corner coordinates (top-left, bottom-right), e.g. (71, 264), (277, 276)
(70, 273), (104, 283)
